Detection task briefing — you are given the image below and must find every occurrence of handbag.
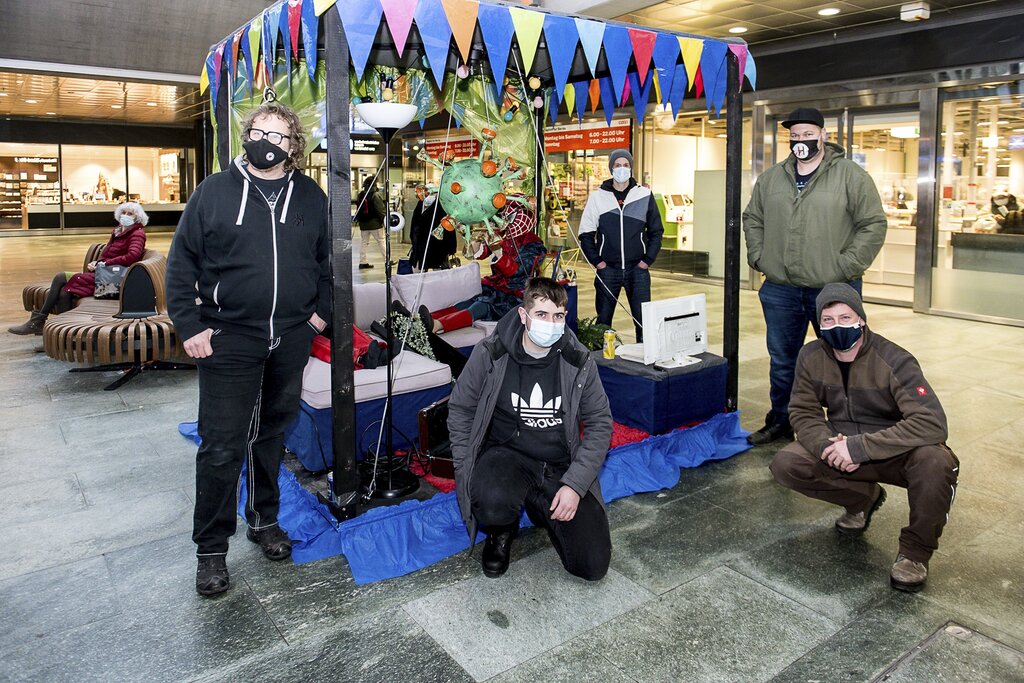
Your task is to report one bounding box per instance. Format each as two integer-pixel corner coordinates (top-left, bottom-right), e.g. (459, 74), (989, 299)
(93, 263), (127, 299)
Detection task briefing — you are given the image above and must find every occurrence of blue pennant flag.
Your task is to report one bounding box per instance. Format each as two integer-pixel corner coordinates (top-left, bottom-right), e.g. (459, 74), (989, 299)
(628, 70), (654, 123)
(477, 2), (515, 100)
(239, 23), (255, 96)
(262, 5), (283, 80)
(206, 49), (220, 110)
(279, 4), (292, 67)
(599, 75), (617, 127)
(543, 14), (579, 103)
(602, 26), (632, 110)
(414, 0), (452, 91)
(574, 80), (589, 123)
(667, 62), (687, 117)
(651, 33), (680, 105)
(744, 53), (757, 90)
(574, 17), (605, 78)
(301, 0), (319, 81)
(549, 89), (559, 125)
(338, 0), (384, 83)
(700, 40), (729, 114)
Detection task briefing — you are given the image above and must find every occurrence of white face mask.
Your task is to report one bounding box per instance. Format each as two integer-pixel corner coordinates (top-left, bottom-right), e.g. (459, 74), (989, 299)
(118, 215), (136, 228)
(525, 312), (565, 347)
(612, 167), (631, 183)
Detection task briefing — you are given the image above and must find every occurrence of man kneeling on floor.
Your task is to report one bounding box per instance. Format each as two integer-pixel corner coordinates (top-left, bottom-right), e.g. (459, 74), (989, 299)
(448, 277), (613, 580)
(769, 283), (959, 592)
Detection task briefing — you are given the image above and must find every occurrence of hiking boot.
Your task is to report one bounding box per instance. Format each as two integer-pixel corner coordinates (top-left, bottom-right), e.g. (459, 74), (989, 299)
(890, 554), (928, 592)
(358, 263), (373, 269)
(196, 555), (229, 596)
(836, 486), (887, 536)
(8, 311), (46, 336)
(246, 525), (292, 561)
(747, 412), (793, 445)
(481, 528), (516, 578)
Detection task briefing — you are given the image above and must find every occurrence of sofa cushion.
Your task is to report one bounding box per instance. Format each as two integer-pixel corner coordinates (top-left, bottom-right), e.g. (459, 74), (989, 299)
(301, 352), (452, 408)
(391, 262), (482, 313)
(438, 325), (486, 349)
(353, 282), (387, 330)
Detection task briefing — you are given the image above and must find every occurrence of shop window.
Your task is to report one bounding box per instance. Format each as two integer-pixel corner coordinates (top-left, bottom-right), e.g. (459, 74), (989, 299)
(0, 142), (60, 230)
(127, 147), (187, 204)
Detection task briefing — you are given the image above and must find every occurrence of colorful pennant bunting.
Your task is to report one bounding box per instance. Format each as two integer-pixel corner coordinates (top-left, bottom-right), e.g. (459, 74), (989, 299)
(477, 2), (515, 99)
(602, 26), (632, 111)
(380, 0), (418, 58)
(651, 33), (680, 105)
(338, 0), (384, 83)
(599, 75), (616, 127)
(627, 28), (656, 87)
(262, 5), (283, 80)
(543, 14), (579, 103)
(287, 0), (302, 61)
(414, 0), (452, 91)
(301, 0), (319, 80)
(509, 6), (544, 75)
(574, 80), (589, 122)
(700, 40), (729, 114)
(574, 18), (605, 78)
(441, 0), (478, 64)
(628, 70), (654, 122)
(728, 44), (749, 88)
(678, 37), (703, 92)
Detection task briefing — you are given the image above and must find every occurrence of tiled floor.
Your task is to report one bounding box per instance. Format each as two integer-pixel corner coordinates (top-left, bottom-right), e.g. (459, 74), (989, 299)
(1, 233), (1023, 682)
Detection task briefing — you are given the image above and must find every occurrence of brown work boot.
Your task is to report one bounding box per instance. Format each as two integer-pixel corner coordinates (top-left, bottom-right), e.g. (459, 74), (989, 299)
(8, 311), (46, 336)
(835, 486), (886, 536)
(890, 554), (928, 592)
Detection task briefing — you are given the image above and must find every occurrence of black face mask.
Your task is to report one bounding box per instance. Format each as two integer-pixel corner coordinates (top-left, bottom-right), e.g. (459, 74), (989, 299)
(243, 139), (288, 170)
(789, 138), (820, 161)
(821, 323), (863, 352)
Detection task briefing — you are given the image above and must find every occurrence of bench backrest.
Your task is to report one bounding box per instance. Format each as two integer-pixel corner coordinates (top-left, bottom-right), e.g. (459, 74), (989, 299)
(116, 250), (168, 319)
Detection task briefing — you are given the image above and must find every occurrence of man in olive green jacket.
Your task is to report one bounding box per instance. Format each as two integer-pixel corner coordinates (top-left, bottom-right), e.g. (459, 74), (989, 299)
(743, 107), (887, 446)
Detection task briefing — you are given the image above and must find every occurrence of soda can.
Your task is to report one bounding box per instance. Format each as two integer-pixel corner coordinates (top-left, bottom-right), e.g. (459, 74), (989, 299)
(603, 329), (616, 359)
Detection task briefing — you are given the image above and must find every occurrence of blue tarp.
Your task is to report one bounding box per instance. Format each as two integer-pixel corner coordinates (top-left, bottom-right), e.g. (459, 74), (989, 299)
(178, 410), (750, 584)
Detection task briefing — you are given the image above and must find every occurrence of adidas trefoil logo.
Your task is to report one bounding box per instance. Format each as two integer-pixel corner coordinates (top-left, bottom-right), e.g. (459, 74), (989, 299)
(511, 383), (563, 429)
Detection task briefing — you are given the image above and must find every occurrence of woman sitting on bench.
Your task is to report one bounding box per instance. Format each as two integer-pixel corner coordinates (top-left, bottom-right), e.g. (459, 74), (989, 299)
(9, 202), (148, 335)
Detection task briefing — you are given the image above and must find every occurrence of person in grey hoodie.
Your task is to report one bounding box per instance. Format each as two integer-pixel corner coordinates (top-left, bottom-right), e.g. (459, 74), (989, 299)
(447, 277), (613, 580)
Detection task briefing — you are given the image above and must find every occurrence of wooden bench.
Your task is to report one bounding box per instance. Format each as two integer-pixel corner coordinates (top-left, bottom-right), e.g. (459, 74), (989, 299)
(22, 243), (105, 313)
(43, 250), (194, 391)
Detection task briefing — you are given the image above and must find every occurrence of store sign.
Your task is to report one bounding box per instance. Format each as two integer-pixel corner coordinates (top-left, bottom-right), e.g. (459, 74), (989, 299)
(15, 157), (57, 164)
(351, 136), (382, 154)
(423, 136), (481, 158)
(544, 119), (631, 153)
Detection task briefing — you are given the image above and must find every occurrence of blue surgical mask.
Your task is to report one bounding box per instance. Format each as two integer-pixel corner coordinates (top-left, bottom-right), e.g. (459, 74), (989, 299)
(821, 323), (863, 352)
(612, 167), (631, 183)
(118, 215), (136, 228)
(526, 313), (565, 348)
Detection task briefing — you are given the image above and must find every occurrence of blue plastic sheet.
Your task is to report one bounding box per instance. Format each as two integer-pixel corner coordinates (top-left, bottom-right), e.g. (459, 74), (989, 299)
(178, 411), (750, 584)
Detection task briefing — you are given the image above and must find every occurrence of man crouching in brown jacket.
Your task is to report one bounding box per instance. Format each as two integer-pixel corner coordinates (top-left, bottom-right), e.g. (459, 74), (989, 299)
(769, 283), (958, 592)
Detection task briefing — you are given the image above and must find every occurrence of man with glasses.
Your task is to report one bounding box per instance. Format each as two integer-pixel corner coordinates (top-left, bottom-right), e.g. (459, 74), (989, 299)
(448, 277), (613, 580)
(166, 103), (330, 596)
(743, 107), (887, 446)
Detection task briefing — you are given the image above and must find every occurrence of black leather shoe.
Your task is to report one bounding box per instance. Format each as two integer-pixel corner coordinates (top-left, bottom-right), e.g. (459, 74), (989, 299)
(481, 528), (516, 578)
(246, 526), (292, 561)
(417, 305), (435, 333)
(747, 412), (793, 445)
(391, 300), (412, 318)
(196, 556), (229, 596)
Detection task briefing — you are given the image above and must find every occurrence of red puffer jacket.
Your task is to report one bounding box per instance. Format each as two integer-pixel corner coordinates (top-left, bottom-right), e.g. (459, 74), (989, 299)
(64, 224), (147, 297)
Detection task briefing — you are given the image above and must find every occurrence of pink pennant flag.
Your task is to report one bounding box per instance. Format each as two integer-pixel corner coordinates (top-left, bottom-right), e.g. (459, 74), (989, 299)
(288, 0), (302, 62)
(728, 44), (748, 88)
(627, 28), (656, 86)
(381, 0), (417, 58)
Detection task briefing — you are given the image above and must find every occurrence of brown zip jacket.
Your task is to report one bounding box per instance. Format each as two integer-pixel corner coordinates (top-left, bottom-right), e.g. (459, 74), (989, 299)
(789, 328), (949, 463)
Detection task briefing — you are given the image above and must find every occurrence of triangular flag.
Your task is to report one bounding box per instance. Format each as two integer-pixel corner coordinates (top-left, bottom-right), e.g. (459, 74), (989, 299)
(200, 60), (210, 95)
(700, 40), (729, 114)
(338, 0), (384, 83)
(574, 18), (605, 78)
(728, 44), (748, 88)
(694, 68), (704, 99)
(574, 80), (588, 122)
(380, 0), (418, 58)
(598, 75), (616, 127)
(678, 37), (703, 91)
(588, 78), (600, 113)
(652, 33), (680, 105)
(628, 70), (653, 122)
(652, 72), (663, 110)
(239, 23), (255, 94)
(478, 2), (515, 99)
(287, 0), (303, 61)
(247, 17), (262, 83)
(549, 89), (559, 125)
(224, 32), (238, 81)
(313, 0), (336, 15)
(543, 14), (578, 103)
(601, 26), (632, 114)
(262, 5), (283, 80)
(509, 6), (545, 75)
(620, 75), (630, 108)
(279, 5), (292, 66)
(744, 52), (757, 90)
(563, 80), (576, 119)
(209, 45), (223, 108)
(414, 0), (452, 91)
(441, 0), (478, 64)
(301, 0), (319, 80)
(667, 62), (687, 117)
(627, 28), (656, 86)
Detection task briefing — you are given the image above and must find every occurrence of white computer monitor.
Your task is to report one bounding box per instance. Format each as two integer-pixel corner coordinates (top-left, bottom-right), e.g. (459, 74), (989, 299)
(641, 294), (707, 366)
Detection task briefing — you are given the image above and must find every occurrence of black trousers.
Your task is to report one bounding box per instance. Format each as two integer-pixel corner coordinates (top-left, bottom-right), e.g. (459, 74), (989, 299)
(470, 445), (611, 581)
(595, 265), (651, 341)
(193, 323), (316, 556)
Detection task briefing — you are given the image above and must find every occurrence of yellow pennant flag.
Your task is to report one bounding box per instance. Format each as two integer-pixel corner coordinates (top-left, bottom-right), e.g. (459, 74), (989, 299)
(652, 71), (663, 105)
(313, 0), (337, 16)
(678, 37), (704, 92)
(200, 63), (210, 94)
(564, 81), (576, 118)
(509, 6), (545, 75)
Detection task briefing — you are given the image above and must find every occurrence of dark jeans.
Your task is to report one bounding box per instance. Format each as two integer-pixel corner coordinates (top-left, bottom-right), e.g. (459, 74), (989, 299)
(193, 323), (316, 556)
(470, 445), (611, 581)
(758, 279), (862, 418)
(595, 265), (651, 341)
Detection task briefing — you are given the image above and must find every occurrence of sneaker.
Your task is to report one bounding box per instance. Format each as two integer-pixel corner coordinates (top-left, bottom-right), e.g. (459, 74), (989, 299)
(890, 554), (928, 592)
(481, 528), (516, 578)
(747, 412), (793, 446)
(835, 486), (886, 536)
(246, 525), (292, 561)
(196, 555), (229, 596)
(358, 263), (373, 270)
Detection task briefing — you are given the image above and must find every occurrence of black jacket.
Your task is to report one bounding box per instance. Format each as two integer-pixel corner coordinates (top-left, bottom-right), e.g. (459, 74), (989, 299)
(579, 179), (664, 268)
(166, 155), (330, 341)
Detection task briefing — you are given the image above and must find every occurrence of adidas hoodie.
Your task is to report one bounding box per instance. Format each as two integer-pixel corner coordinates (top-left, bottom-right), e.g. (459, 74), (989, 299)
(166, 155), (330, 342)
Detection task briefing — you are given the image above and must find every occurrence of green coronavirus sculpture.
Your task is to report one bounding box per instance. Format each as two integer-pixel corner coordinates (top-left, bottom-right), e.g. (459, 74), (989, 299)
(416, 128), (531, 244)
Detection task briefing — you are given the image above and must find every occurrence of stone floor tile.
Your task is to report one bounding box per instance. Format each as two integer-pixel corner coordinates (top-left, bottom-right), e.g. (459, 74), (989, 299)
(880, 622), (1024, 683)
(0, 475), (88, 525)
(488, 639), (634, 683)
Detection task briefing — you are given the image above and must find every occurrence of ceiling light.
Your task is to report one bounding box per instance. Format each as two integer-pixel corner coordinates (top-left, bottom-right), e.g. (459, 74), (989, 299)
(818, 8), (841, 16)
(0, 93), (7, 97)
(111, 104), (122, 109)
(900, 2), (930, 22)
(716, 133), (727, 138)
(728, 26), (747, 34)
(24, 99), (37, 104)
(146, 102), (158, 107)
(995, 120), (1008, 124)
(45, 112), (56, 115)
(875, 147), (886, 151)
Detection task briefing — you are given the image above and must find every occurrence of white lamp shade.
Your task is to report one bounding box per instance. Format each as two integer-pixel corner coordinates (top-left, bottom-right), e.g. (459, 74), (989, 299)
(355, 103), (418, 132)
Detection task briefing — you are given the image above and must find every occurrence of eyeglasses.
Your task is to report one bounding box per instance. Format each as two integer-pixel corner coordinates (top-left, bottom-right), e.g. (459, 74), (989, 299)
(246, 128), (291, 145)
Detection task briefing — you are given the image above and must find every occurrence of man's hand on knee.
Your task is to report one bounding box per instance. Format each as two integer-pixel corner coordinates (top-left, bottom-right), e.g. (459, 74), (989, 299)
(550, 486), (580, 522)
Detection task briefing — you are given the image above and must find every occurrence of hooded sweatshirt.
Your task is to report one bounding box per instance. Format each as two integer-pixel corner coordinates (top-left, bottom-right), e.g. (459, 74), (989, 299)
(166, 155), (330, 341)
(579, 178), (663, 268)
